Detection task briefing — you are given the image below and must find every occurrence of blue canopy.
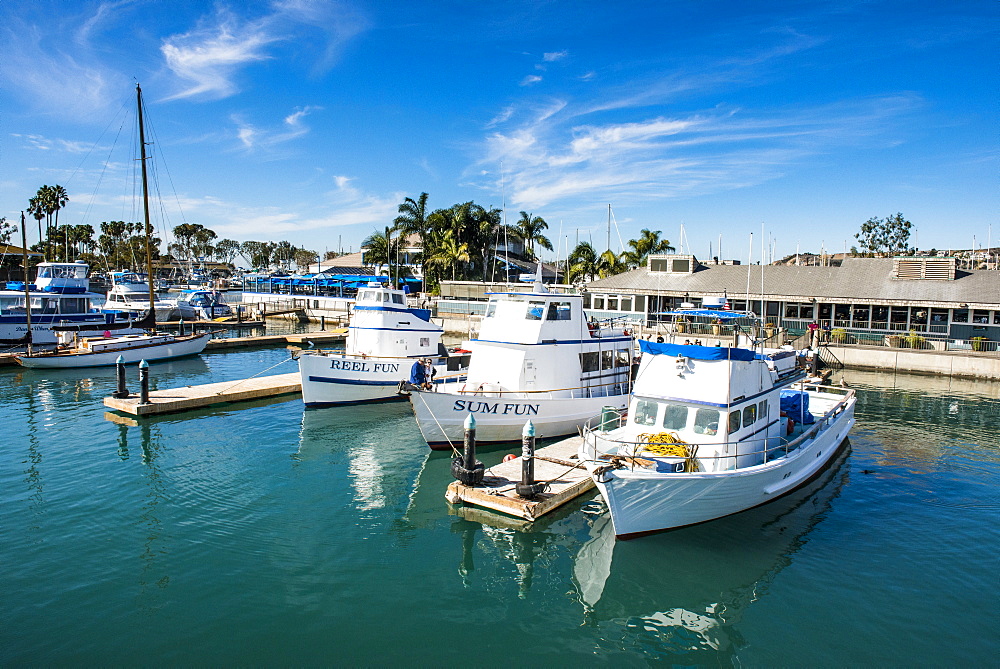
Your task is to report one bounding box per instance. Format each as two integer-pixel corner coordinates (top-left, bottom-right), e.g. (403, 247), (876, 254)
(639, 338), (758, 361)
(658, 309), (756, 322)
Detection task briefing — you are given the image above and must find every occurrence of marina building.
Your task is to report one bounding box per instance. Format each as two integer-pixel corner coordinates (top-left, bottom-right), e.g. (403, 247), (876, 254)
(582, 255), (1000, 346)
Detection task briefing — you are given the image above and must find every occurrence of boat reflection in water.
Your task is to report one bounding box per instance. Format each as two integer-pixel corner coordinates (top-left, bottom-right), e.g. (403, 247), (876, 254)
(449, 445), (850, 660)
(575, 445), (851, 658)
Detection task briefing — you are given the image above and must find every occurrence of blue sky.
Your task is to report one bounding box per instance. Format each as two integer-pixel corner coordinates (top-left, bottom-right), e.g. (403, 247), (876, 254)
(1, 0), (996, 263)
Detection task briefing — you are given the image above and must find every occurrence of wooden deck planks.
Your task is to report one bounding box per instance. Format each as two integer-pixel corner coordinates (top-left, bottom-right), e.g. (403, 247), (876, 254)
(103, 371), (301, 416)
(445, 436), (595, 521)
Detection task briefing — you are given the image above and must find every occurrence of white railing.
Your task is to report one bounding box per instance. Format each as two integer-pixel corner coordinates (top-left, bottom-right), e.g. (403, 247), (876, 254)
(430, 376), (631, 400)
(582, 385), (854, 474)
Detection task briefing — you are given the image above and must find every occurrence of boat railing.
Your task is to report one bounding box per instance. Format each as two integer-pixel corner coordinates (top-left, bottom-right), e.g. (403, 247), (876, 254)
(583, 387), (855, 474)
(430, 376), (630, 400)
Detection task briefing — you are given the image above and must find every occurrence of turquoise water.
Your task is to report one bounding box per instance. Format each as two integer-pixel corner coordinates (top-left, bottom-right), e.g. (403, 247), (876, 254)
(2, 352), (998, 665)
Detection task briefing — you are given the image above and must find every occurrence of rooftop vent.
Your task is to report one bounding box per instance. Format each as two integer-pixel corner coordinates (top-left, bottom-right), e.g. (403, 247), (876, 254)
(649, 254), (699, 274)
(892, 257), (956, 281)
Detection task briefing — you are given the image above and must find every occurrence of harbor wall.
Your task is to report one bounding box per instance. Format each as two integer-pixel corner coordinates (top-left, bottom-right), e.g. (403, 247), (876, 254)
(825, 345), (1000, 380)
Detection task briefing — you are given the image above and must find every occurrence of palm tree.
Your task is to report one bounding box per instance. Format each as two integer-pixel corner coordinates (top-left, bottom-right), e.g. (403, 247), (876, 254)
(567, 241), (599, 284)
(361, 227), (402, 277)
(513, 211), (553, 260)
(596, 249), (628, 278)
(426, 230), (470, 282)
(394, 193), (430, 280)
(622, 228), (674, 268)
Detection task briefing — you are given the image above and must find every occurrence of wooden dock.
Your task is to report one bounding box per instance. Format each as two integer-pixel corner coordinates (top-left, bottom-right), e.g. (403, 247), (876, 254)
(0, 331), (346, 366)
(445, 436), (595, 521)
(103, 371), (301, 416)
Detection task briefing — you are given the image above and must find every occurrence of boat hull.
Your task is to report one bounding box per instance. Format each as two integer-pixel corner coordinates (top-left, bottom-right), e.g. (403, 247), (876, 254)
(589, 405), (855, 538)
(299, 351), (456, 406)
(14, 332), (211, 368)
(409, 390), (629, 449)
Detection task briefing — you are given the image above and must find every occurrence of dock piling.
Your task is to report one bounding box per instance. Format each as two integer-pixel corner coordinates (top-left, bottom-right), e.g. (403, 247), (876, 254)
(138, 360), (150, 405)
(112, 355), (130, 399)
(451, 414), (484, 485)
(516, 420), (546, 499)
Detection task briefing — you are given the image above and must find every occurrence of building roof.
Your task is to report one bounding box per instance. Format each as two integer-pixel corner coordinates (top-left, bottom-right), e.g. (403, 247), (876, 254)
(585, 257), (1000, 308)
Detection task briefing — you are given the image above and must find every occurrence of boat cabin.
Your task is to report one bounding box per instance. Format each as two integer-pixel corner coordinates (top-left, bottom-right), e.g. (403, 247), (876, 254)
(346, 282), (443, 359)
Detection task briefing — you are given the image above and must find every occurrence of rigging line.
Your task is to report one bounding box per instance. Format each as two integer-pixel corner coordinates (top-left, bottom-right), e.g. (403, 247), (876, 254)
(77, 107), (130, 232)
(65, 100), (131, 191)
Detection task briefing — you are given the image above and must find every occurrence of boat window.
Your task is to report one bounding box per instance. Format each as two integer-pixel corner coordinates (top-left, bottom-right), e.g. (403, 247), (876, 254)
(693, 408), (720, 435)
(579, 351), (600, 372)
(358, 290), (374, 302)
(526, 300), (545, 320)
(601, 350), (614, 370)
(758, 400), (768, 419)
(742, 404), (757, 428)
(392, 294), (405, 305)
(616, 349), (630, 367)
(662, 403), (688, 431)
(546, 301), (572, 320)
(633, 399), (658, 426)
(728, 410), (741, 434)
(485, 302), (497, 318)
(383, 293), (390, 302)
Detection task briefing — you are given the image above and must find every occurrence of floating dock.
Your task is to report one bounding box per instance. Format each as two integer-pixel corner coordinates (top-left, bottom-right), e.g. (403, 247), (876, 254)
(445, 436), (595, 521)
(103, 371), (301, 416)
(0, 331), (347, 366)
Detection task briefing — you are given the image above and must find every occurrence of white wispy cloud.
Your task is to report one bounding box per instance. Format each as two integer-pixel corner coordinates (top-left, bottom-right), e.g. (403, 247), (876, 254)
(0, 22), (115, 120)
(231, 105), (321, 151)
(161, 1), (368, 101)
(543, 51), (568, 62)
(520, 75), (543, 86)
(161, 8), (278, 101)
(479, 30), (920, 212)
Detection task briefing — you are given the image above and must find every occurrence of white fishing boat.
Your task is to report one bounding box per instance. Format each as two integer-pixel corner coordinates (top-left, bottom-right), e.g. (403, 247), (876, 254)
(174, 289), (233, 320)
(408, 274), (632, 449)
(0, 260), (146, 344)
(103, 271), (177, 321)
(579, 314), (855, 538)
(13, 84), (211, 369)
(297, 282), (469, 406)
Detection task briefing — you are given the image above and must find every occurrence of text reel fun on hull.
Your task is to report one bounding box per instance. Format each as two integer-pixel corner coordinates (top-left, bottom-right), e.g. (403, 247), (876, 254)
(579, 324), (855, 538)
(409, 275), (632, 450)
(297, 282), (469, 406)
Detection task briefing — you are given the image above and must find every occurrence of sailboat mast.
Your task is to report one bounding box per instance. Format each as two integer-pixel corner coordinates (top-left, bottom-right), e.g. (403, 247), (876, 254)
(20, 212), (33, 355)
(136, 84), (156, 327)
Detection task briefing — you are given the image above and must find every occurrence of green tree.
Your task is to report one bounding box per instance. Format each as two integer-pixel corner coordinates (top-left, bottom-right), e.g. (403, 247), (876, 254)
(240, 241), (275, 270)
(362, 227), (401, 277)
(0, 217), (14, 245)
(622, 229), (674, 268)
(214, 239), (241, 265)
(394, 192), (430, 280)
(596, 249), (628, 278)
(294, 248), (318, 271)
(567, 241), (599, 284)
(513, 211), (553, 260)
(855, 213), (913, 257)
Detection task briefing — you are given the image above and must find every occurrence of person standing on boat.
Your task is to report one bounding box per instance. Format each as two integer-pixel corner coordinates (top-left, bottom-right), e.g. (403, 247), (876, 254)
(409, 359), (428, 388)
(422, 357), (436, 390)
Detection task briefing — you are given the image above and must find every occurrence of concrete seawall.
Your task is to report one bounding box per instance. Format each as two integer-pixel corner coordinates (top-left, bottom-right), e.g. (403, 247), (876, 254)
(825, 345), (1000, 380)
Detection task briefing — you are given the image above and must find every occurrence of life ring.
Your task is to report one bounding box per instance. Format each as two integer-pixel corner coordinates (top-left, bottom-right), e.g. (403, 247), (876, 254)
(503, 453), (517, 462)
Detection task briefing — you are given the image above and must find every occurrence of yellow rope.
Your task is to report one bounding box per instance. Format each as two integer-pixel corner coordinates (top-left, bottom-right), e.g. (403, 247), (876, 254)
(636, 432), (689, 457)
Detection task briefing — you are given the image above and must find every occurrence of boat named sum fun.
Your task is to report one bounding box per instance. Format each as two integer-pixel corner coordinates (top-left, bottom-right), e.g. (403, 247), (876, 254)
(579, 317), (855, 538)
(408, 274), (632, 449)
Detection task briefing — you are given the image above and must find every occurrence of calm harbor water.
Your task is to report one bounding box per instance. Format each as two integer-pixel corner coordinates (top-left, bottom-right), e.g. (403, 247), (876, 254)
(1, 347), (998, 665)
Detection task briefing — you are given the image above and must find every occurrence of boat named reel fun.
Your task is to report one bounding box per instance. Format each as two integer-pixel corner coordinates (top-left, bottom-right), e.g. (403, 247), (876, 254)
(579, 310), (855, 538)
(408, 275), (633, 450)
(297, 282), (470, 406)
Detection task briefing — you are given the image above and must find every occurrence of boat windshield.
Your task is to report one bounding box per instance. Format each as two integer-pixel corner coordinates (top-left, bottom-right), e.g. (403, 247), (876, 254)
(632, 398), (722, 436)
